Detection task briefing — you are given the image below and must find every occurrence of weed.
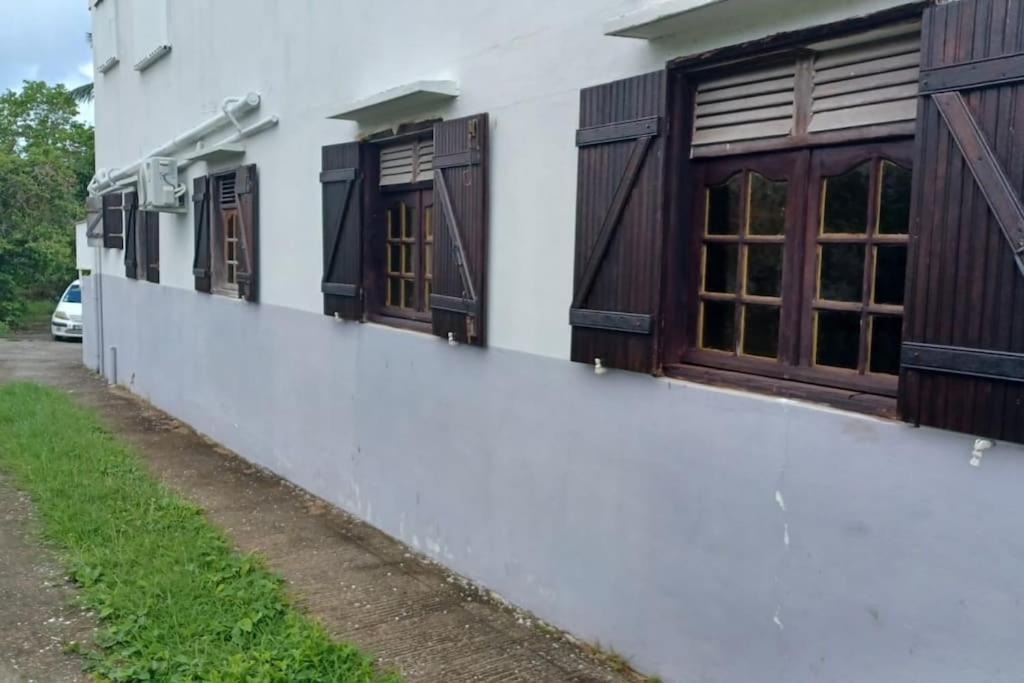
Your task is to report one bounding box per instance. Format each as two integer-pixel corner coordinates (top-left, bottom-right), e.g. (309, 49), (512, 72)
(0, 383), (397, 682)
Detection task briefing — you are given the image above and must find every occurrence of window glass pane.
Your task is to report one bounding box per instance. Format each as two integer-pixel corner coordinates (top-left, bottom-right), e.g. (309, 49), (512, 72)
(819, 243), (866, 302)
(870, 315), (902, 375)
(815, 310), (861, 370)
(742, 305), (780, 359)
(401, 203), (412, 239)
(387, 277), (401, 307)
(746, 244), (784, 297)
(749, 174), (786, 236)
(387, 208), (399, 239)
(402, 244), (414, 276)
(706, 174), (743, 236)
(874, 245), (907, 305)
(402, 279), (415, 309)
(878, 162), (912, 234)
(703, 243), (738, 294)
(388, 245), (400, 274)
(822, 162), (870, 234)
(702, 300), (736, 352)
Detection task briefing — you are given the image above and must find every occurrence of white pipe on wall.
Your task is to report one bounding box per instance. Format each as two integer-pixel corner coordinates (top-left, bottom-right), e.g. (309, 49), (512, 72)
(177, 115), (281, 172)
(88, 92), (262, 195)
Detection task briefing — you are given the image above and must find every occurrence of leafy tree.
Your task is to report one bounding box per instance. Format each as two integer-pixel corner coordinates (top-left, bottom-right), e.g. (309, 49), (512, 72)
(0, 81), (94, 328)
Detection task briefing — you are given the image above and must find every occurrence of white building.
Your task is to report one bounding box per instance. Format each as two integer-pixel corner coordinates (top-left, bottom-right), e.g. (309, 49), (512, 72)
(82, 1), (1024, 680)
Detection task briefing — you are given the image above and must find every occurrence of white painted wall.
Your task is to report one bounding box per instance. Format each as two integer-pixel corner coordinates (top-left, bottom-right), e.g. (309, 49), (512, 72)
(74, 221), (95, 273)
(91, 0), (919, 360)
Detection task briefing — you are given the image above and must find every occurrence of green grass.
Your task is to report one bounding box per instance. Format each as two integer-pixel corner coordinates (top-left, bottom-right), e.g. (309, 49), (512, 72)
(19, 298), (56, 328)
(0, 383), (398, 683)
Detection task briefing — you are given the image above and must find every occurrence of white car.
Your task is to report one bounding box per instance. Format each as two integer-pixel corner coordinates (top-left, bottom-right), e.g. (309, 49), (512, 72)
(51, 280), (84, 341)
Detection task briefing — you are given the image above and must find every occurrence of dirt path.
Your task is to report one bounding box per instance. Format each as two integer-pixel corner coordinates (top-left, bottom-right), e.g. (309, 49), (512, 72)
(0, 335), (637, 682)
(0, 472), (94, 683)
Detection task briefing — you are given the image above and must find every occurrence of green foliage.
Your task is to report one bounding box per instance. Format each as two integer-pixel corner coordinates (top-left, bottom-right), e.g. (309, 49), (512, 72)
(0, 81), (93, 328)
(0, 383), (398, 683)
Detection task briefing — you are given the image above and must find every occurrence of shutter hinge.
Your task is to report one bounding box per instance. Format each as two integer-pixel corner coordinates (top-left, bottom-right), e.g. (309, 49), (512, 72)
(468, 118), (478, 141)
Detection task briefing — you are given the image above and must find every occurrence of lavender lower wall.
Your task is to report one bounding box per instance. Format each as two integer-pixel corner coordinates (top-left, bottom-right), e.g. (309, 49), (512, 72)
(83, 275), (1024, 682)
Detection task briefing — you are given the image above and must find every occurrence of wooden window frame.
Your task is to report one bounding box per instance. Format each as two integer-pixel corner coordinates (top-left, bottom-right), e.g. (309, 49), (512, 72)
(662, 6), (925, 414)
(211, 170), (240, 298)
(364, 131), (435, 333)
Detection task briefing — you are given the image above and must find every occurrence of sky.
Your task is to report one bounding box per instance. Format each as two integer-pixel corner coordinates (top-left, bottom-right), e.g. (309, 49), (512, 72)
(0, 0), (94, 123)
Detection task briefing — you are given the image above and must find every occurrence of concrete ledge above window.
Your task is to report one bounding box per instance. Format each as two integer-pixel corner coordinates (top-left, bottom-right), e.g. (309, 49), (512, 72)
(328, 80), (459, 122)
(182, 142), (245, 164)
(604, 0), (728, 39)
(134, 44), (172, 72)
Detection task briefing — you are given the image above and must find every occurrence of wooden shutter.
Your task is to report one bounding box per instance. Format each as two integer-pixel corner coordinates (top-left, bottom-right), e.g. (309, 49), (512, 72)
(123, 191), (139, 278)
(234, 164), (259, 302)
(85, 195), (104, 243)
(570, 71), (666, 373)
(102, 192), (124, 249)
(901, 0), (1024, 444)
(143, 211), (160, 283)
(192, 176), (212, 293)
(321, 142), (364, 320)
(431, 113), (488, 346)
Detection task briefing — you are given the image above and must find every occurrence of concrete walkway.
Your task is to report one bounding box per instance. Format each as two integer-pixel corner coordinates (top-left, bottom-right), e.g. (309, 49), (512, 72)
(0, 336), (639, 682)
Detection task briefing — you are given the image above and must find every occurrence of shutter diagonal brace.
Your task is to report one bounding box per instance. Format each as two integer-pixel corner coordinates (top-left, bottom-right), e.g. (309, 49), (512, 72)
(321, 177), (356, 292)
(191, 187), (209, 278)
(572, 134), (653, 309)
(933, 91), (1024, 277)
(434, 168), (478, 304)
(235, 174), (254, 294)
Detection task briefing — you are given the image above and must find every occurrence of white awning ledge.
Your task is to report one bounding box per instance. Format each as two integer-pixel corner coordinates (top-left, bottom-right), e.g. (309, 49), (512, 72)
(328, 80), (459, 122)
(604, 0), (729, 39)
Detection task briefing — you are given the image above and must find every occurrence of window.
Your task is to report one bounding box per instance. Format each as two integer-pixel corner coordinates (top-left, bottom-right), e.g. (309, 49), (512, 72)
(682, 141), (913, 396)
(64, 285), (82, 303)
(320, 114), (489, 345)
(370, 135), (435, 327)
(212, 173), (240, 296)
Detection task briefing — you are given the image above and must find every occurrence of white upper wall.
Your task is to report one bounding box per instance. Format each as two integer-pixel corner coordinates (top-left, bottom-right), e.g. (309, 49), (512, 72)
(91, 0), (919, 360)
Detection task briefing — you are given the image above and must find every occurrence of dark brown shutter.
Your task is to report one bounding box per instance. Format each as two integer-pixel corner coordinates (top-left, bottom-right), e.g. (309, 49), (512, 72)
(901, 0), (1024, 443)
(192, 176), (212, 293)
(102, 192), (124, 249)
(143, 211), (160, 283)
(321, 142), (364, 320)
(234, 164), (259, 302)
(570, 71), (666, 373)
(431, 113), (488, 346)
(123, 191), (139, 278)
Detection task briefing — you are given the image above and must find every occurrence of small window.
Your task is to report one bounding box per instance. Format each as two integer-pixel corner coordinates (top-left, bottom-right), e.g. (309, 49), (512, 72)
(371, 134), (434, 326)
(212, 173), (240, 296)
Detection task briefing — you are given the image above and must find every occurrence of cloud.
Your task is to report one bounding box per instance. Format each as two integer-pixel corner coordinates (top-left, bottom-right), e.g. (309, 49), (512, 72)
(0, 0), (91, 94)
